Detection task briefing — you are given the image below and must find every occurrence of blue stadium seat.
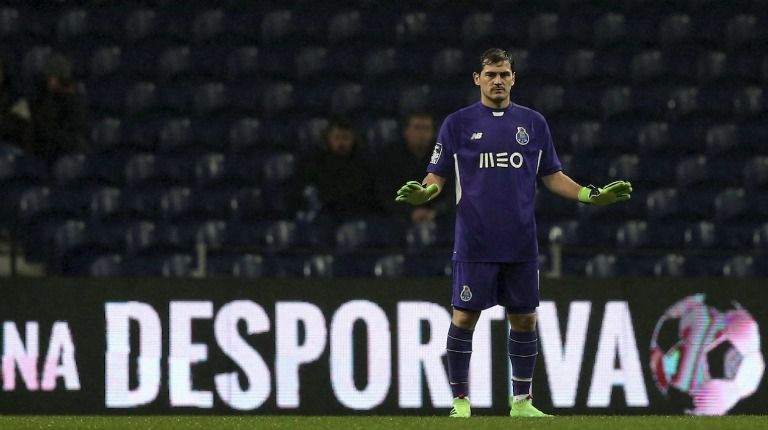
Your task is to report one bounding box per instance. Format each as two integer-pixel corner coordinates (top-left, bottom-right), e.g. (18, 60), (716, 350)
(630, 50), (665, 84)
(615, 220), (649, 249)
(405, 220), (453, 251)
(262, 152), (294, 186)
(725, 14), (759, 50)
(683, 221), (718, 250)
(653, 254), (687, 277)
(335, 218), (406, 253)
(89, 253), (124, 277)
(158, 118), (194, 153)
(124, 8), (157, 43)
(658, 13), (692, 51)
(533, 85), (565, 118)
(722, 255), (756, 278)
(226, 46), (259, 80)
(666, 86), (700, 121)
(373, 253), (405, 278)
(88, 187), (123, 221)
(733, 86), (763, 119)
(295, 46), (328, 81)
(594, 13), (627, 49)
(298, 117), (329, 151)
(56, 8), (90, 44)
(89, 46), (122, 81)
(636, 122), (669, 154)
(675, 155), (711, 189)
(584, 253), (619, 278)
(327, 10), (362, 45)
(431, 48), (465, 82)
(714, 188), (749, 222)
(600, 86), (632, 119)
(461, 12), (496, 48)
(157, 46), (192, 82)
(192, 82), (228, 116)
(190, 9), (229, 44)
(124, 153), (173, 188)
(21, 45), (52, 81)
(160, 254), (195, 277)
(228, 118), (261, 153)
(261, 82), (295, 117)
(231, 254), (266, 278)
(564, 50), (598, 83)
(124, 82), (158, 117)
(52, 154), (94, 186)
(395, 11), (430, 45)
(743, 156), (768, 190)
(364, 118), (399, 148)
(330, 83), (362, 115)
(752, 223), (768, 251)
(260, 10), (297, 44)
(696, 51), (727, 84)
(529, 13), (560, 48)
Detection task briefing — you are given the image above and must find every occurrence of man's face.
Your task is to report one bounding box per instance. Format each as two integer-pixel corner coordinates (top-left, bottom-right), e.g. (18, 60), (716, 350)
(326, 127), (356, 156)
(473, 61), (515, 106)
(403, 116), (434, 155)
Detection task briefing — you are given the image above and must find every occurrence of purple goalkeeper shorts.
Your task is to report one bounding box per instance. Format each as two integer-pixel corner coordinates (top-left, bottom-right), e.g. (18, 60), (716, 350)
(451, 261), (539, 312)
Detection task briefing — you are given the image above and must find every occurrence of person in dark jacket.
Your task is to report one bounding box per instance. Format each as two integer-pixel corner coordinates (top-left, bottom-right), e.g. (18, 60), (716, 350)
(377, 112), (451, 223)
(0, 56), (33, 151)
(298, 117), (382, 221)
(29, 54), (87, 164)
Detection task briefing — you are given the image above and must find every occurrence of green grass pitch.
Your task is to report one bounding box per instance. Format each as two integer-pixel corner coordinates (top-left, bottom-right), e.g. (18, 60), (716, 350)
(0, 416), (766, 430)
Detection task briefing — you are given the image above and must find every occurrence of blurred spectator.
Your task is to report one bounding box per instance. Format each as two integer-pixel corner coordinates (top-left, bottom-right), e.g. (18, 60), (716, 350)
(0, 56), (33, 151)
(29, 54), (87, 163)
(377, 112), (451, 223)
(298, 117), (382, 221)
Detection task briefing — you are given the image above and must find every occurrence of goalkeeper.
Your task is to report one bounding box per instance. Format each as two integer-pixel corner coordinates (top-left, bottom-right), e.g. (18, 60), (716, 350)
(395, 48), (632, 418)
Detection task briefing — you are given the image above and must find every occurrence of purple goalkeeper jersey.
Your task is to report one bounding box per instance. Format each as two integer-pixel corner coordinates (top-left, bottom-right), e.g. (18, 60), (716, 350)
(427, 102), (562, 262)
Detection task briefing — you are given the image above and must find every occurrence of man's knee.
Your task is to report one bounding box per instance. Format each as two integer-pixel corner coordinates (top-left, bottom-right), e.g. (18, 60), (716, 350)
(507, 311), (537, 332)
(452, 307), (481, 330)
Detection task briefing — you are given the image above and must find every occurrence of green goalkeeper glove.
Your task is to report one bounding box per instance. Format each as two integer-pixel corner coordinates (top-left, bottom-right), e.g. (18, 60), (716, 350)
(578, 180), (633, 206)
(395, 181), (439, 205)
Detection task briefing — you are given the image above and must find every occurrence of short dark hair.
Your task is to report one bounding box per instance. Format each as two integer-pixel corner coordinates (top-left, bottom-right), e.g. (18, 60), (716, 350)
(403, 111), (433, 129)
(477, 48), (514, 73)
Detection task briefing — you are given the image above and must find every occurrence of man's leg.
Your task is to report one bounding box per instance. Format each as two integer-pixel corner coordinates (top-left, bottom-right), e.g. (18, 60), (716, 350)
(447, 308), (480, 418)
(500, 262), (551, 417)
(507, 311), (538, 399)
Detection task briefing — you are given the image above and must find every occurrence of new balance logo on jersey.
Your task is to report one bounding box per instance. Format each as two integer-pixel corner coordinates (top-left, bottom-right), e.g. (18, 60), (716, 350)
(479, 152), (524, 169)
(470, 132), (483, 140)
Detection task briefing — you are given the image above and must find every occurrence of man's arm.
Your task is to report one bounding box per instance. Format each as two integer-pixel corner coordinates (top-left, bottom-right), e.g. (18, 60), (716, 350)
(541, 171), (632, 206)
(541, 171), (582, 201)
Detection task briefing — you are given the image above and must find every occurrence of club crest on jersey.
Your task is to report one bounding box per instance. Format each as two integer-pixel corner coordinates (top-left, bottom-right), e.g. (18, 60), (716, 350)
(516, 127), (530, 145)
(460, 285), (472, 302)
(430, 143), (442, 164)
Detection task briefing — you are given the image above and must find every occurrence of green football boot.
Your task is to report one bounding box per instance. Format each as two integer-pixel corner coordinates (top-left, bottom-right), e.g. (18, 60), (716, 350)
(449, 397), (471, 418)
(509, 396), (553, 417)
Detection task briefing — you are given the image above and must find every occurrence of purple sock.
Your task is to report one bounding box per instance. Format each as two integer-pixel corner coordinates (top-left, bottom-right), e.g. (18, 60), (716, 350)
(508, 329), (537, 396)
(446, 323), (473, 398)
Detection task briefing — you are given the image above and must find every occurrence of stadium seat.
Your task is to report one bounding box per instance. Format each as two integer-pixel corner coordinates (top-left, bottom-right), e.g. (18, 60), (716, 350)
(733, 86), (763, 119)
(666, 87), (700, 121)
(533, 85), (564, 118)
(157, 46), (192, 82)
(161, 253), (195, 277)
(431, 48), (465, 82)
(683, 221), (718, 250)
(190, 9), (231, 44)
(260, 10), (297, 44)
(630, 50), (664, 84)
(330, 83), (362, 115)
(89, 253), (124, 277)
(714, 188), (749, 222)
(600, 86), (632, 120)
(259, 220), (298, 253)
(193, 82), (228, 116)
(594, 13), (626, 48)
(51, 154), (93, 186)
(231, 254), (266, 278)
(722, 255), (756, 278)
(89, 46), (122, 81)
(88, 187), (123, 221)
(364, 118), (399, 149)
(124, 82), (158, 117)
(228, 118), (261, 153)
(584, 253), (619, 278)
(743, 156), (768, 190)
(461, 12), (496, 48)
(21, 45), (52, 81)
(261, 82), (295, 117)
(564, 50), (598, 83)
(653, 254), (687, 277)
(529, 13), (560, 47)
(395, 11), (429, 45)
(615, 220), (649, 249)
(262, 152), (294, 186)
(658, 13), (691, 50)
(373, 253), (405, 278)
(124, 8), (157, 43)
(725, 14), (759, 50)
(226, 46), (259, 80)
(696, 51), (727, 85)
(675, 155), (711, 189)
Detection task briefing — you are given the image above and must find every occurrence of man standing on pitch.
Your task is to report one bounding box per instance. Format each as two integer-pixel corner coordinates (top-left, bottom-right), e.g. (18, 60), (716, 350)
(395, 48), (632, 418)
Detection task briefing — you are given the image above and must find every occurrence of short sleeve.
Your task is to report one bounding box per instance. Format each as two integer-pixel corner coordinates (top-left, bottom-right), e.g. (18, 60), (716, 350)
(537, 117), (562, 177)
(426, 116), (456, 178)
